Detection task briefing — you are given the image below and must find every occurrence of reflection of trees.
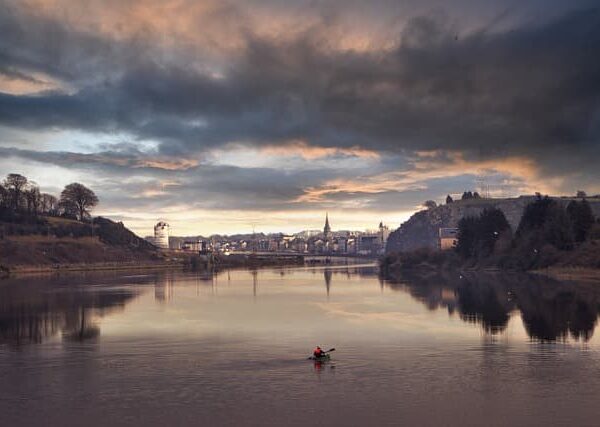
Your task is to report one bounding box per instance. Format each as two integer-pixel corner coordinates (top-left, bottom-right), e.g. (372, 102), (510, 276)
(456, 281), (511, 334)
(383, 271), (600, 342)
(0, 277), (137, 347)
(515, 284), (597, 342)
(62, 306), (100, 342)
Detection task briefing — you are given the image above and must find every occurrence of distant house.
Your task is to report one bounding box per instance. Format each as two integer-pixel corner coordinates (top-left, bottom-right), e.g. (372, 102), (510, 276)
(182, 240), (201, 251)
(357, 235), (380, 255)
(439, 228), (459, 250)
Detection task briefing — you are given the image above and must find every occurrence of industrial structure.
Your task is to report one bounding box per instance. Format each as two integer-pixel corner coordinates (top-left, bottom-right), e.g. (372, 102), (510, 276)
(153, 221), (170, 249)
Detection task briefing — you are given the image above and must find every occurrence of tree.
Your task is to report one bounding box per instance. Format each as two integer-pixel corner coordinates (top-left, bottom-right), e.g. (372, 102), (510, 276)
(567, 200), (595, 242)
(516, 195), (555, 236)
(542, 205), (574, 250)
(0, 184), (7, 209)
(423, 200), (437, 209)
(24, 186), (42, 216)
(456, 216), (478, 258)
(473, 191), (481, 199)
(59, 183), (99, 221)
(446, 195), (453, 204)
(41, 193), (58, 215)
(576, 190), (587, 198)
(3, 173), (28, 211)
(456, 208), (511, 259)
(476, 208), (511, 257)
(516, 195), (575, 251)
(462, 191), (474, 200)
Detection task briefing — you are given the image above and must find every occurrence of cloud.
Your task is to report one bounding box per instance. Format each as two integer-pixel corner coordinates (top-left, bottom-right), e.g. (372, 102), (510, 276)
(1, 4), (599, 167)
(1, 0), (600, 232)
(260, 140), (380, 160)
(0, 146), (199, 171)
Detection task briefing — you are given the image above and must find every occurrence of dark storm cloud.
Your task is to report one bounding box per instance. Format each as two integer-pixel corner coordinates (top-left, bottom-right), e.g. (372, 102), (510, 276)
(0, 2), (126, 83)
(0, 2), (600, 209)
(1, 0), (599, 194)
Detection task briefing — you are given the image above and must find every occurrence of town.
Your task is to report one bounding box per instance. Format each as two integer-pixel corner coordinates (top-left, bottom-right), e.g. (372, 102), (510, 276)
(145, 214), (391, 257)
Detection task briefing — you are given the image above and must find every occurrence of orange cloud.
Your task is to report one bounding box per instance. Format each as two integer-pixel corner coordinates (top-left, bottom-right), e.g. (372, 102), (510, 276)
(296, 150), (559, 204)
(0, 71), (65, 95)
(20, 0), (393, 56)
(58, 152), (199, 170)
(261, 140), (380, 160)
(135, 158), (199, 170)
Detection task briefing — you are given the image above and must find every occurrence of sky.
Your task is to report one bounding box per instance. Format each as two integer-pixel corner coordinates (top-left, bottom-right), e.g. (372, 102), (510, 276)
(1, 0), (599, 236)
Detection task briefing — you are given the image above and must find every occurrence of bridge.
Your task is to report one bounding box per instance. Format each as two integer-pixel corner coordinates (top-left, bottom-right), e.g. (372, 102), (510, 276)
(228, 251), (377, 262)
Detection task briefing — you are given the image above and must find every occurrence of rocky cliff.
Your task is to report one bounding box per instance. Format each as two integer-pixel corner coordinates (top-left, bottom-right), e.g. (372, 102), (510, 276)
(386, 196), (600, 253)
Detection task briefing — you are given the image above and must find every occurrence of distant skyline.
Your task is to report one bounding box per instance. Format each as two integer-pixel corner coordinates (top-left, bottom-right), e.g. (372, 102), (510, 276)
(1, 0), (599, 236)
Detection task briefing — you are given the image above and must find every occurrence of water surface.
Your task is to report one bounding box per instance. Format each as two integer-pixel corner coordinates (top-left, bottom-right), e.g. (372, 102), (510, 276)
(2, 265), (600, 426)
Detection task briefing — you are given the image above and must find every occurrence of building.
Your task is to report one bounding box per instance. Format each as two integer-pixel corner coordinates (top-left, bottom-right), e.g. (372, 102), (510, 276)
(357, 234), (380, 255)
(378, 222), (390, 248)
(335, 236), (348, 253)
(182, 240), (202, 252)
(153, 221), (170, 249)
(439, 227), (459, 250)
(323, 213), (332, 242)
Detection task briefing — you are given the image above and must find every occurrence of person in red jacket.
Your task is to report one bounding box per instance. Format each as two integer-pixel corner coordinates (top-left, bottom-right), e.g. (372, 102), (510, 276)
(313, 346), (325, 358)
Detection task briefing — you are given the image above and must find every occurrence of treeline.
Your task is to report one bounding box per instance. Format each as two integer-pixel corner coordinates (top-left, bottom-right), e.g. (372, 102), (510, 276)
(0, 173), (157, 257)
(457, 195), (598, 269)
(382, 195), (600, 271)
(0, 173), (98, 223)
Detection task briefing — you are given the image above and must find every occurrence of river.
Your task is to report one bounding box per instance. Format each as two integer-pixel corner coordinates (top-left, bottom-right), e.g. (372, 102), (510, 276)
(2, 265), (600, 426)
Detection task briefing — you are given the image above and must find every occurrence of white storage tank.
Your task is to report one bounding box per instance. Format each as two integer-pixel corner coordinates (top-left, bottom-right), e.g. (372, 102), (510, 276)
(154, 221), (170, 249)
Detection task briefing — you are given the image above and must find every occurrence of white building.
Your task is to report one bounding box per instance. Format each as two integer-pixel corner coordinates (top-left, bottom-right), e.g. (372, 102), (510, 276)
(379, 222), (390, 247)
(153, 221), (170, 249)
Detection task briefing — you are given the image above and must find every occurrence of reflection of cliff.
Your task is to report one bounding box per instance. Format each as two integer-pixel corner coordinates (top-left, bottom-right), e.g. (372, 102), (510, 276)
(384, 271), (600, 341)
(0, 277), (138, 347)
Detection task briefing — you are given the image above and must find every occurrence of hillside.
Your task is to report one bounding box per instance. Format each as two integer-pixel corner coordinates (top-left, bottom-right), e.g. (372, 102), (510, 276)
(0, 216), (162, 273)
(386, 196), (600, 253)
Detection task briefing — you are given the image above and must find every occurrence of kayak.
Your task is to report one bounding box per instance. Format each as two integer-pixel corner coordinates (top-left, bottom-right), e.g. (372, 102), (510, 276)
(308, 354), (331, 361)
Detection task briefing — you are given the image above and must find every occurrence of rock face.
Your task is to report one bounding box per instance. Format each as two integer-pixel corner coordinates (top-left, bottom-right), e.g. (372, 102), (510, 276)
(386, 196), (600, 254)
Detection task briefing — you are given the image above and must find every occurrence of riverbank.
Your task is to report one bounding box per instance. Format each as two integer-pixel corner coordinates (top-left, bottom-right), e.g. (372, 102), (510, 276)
(381, 243), (600, 278)
(2, 260), (184, 277)
(531, 267), (600, 284)
(0, 253), (309, 279)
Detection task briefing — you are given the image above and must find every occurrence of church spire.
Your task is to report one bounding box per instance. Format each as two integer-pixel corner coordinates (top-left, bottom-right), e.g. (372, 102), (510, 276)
(324, 212), (331, 236)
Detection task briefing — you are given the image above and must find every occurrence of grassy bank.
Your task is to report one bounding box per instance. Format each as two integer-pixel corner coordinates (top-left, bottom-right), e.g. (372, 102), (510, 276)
(380, 244), (600, 276)
(531, 267), (600, 284)
(4, 260), (183, 276)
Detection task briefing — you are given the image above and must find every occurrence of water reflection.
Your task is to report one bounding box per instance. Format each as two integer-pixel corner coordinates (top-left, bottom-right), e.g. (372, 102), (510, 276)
(0, 275), (139, 347)
(154, 274), (174, 303)
(383, 271), (600, 342)
(324, 269), (332, 297)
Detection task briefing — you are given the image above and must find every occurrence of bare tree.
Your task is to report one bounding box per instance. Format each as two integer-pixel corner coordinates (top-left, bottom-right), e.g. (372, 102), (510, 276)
(0, 184), (7, 209)
(24, 186), (42, 216)
(3, 173), (28, 211)
(59, 183), (99, 221)
(41, 193), (58, 215)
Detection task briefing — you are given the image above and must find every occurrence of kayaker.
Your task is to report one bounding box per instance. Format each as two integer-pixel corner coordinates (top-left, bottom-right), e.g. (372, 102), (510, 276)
(313, 346), (324, 358)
